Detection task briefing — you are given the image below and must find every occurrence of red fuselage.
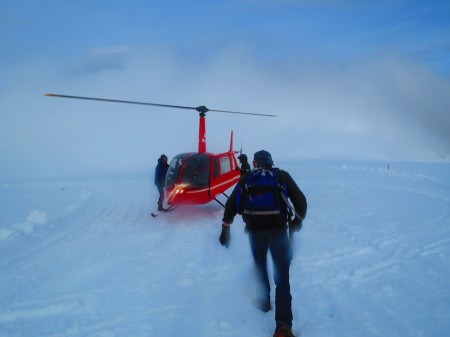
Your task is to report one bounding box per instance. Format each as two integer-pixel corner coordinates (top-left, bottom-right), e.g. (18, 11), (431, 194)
(165, 152), (240, 205)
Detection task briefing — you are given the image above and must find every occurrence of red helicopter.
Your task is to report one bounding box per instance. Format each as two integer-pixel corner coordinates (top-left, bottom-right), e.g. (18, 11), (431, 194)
(44, 93), (276, 208)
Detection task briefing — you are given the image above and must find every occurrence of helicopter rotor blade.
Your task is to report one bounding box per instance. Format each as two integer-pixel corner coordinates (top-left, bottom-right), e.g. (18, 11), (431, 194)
(44, 93), (277, 117)
(44, 93), (196, 111)
(209, 108), (276, 117)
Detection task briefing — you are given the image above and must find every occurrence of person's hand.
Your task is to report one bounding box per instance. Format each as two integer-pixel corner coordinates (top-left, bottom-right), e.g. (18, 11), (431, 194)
(219, 224), (230, 248)
(289, 217), (302, 232)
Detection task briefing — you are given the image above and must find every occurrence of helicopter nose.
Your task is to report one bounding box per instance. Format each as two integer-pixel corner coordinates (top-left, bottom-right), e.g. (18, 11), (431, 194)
(167, 184), (185, 204)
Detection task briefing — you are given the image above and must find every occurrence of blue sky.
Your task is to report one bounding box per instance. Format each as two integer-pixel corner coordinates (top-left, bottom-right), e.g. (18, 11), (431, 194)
(2, 1), (449, 71)
(1, 0), (450, 180)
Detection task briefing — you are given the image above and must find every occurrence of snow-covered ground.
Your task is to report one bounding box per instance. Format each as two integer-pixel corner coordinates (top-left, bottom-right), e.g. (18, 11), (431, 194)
(1, 160), (449, 337)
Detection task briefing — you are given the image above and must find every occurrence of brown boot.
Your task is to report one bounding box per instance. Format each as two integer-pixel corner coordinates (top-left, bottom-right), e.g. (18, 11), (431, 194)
(273, 324), (295, 337)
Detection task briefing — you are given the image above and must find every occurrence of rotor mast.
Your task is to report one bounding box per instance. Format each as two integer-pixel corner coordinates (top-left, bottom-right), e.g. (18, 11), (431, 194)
(196, 106), (208, 153)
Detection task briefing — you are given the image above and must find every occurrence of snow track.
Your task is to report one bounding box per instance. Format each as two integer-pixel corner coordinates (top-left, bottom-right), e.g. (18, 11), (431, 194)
(1, 162), (449, 337)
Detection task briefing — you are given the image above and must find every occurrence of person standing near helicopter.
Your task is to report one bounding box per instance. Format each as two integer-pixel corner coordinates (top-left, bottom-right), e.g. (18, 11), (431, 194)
(154, 154), (169, 211)
(219, 150), (307, 337)
(237, 153), (251, 176)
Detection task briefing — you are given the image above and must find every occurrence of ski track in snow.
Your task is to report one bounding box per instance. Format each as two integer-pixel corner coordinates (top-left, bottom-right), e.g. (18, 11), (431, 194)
(0, 161), (449, 337)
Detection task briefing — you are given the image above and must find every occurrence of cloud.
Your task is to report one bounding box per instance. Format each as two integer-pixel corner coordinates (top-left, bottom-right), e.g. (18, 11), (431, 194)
(68, 46), (130, 76)
(1, 43), (449, 181)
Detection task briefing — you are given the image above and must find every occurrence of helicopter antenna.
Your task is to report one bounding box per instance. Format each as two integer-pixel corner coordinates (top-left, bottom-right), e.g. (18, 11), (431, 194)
(44, 93), (277, 117)
(229, 131), (234, 153)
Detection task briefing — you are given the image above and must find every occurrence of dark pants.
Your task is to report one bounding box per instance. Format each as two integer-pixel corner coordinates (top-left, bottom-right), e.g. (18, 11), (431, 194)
(248, 229), (293, 327)
(157, 185), (165, 206)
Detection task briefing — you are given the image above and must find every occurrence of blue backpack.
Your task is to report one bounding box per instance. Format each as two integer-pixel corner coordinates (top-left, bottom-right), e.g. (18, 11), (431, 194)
(236, 168), (289, 218)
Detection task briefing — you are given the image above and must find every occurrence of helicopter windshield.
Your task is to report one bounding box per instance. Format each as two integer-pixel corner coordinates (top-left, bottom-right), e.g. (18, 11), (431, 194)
(180, 153), (211, 188)
(165, 153), (194, 190)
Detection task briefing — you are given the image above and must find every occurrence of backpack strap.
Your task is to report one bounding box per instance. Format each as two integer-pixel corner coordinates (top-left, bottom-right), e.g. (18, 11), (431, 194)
(277, 181), (303, 221)
(243, 209), (282, 215)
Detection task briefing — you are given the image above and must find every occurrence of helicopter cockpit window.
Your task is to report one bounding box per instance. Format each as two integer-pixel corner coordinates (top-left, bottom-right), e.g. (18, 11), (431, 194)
(219, 156), (231, 175)
(165, 153), (193, 189)
(181, 154), (210, 188)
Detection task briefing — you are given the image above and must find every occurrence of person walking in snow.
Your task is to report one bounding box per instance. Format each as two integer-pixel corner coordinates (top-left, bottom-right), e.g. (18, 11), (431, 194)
(219, 150), (307, 337)
(237, 153), (251, 176)
(154, 154), (169, 211)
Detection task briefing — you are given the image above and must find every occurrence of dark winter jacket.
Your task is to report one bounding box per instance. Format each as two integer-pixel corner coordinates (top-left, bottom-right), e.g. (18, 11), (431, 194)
(239, 161), (251, 176)
(154, 158), (169, 188)
(222, 168), (307, 231)
(238, 154), (251, 175)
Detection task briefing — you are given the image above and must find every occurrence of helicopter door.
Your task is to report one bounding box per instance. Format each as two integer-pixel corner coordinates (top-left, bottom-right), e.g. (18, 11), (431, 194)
(219, 155), (231, 174)
(181, 153), (211, 188)
(210, 154), (239, 190)
(217, 154), (237, 175)
(165, 152), (194, 190)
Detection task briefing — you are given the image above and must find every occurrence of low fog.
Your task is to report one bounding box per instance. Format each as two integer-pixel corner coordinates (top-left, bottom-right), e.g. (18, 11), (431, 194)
(1, 44), (449, 181)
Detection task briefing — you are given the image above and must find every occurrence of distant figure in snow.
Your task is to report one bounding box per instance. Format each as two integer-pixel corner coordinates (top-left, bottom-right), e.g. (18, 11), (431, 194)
(154, 154), (169, 211)
(237, 153), (251, 176)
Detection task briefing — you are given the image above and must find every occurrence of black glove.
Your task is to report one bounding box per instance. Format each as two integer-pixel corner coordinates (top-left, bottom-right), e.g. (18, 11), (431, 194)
(289, 217), (302, 232)
(219, 225), (230, 248)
